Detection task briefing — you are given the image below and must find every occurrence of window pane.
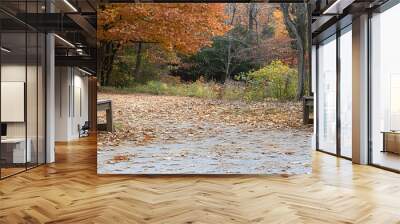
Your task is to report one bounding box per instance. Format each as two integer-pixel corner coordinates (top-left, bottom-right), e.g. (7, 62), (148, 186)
(318, 35), (337, 154)
(371, 4), (400, 171)
(340, 27), (352, 158)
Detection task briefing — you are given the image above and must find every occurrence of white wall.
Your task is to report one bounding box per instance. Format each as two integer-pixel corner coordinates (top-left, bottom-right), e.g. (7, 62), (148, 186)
(55, 66), (70, 141)
(72, 72), (89, 138)
(1, 64), (28, 138)
(55, 67), (89, 141)
(1, 63), (46, 164)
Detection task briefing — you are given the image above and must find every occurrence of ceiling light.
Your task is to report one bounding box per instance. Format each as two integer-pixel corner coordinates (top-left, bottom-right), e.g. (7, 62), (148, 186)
(78, 67), (93, 76)
(76, 48), (87, 56)
(54, 34), (75, 48)
(1, 47), (11, 53)
(63, 0), (78, 12)
(322, 0), (355, 15)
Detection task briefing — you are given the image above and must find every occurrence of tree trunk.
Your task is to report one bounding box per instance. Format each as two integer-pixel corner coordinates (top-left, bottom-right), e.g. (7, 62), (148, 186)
(248, 4), (254, 32)
(280, 3), (305, 100)
(225, 4), (237, 82)
(134, 42), (143, 80)
(99, 41), (119, 86)
(297, 50), (305, 98)
(248, 3), (257, 43)
(226, 37), (232, 82)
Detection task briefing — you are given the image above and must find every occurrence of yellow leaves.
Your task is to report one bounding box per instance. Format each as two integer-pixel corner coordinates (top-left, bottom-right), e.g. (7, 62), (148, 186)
(98, 3), (231, 55)
(107, 155), (131, 164)
(142, 133), (154, 143)
(272, 9), (289, 39)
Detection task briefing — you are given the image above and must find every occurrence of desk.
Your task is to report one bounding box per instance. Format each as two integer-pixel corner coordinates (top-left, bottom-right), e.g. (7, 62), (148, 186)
(1, 138), (31, 163)
(382, 131), (400, 154)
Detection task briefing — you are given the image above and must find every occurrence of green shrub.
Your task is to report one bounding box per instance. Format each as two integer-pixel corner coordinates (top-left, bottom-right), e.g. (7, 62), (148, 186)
(109, 62), (135, 88)
(243, 85), (267, 102)
(245, 60), (297, 100)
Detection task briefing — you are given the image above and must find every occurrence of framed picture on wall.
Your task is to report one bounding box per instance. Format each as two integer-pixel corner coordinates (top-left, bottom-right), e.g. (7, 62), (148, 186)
(1, 81), (25, 122)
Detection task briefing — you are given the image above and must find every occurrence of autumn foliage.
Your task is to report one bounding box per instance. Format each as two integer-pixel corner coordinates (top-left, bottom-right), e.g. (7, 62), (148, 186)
(97, 3), (308, 100)
(98, 3), (230, 54)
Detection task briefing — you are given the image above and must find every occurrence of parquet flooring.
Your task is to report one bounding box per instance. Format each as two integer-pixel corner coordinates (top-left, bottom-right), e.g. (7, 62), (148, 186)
(1, 135), (400, 223)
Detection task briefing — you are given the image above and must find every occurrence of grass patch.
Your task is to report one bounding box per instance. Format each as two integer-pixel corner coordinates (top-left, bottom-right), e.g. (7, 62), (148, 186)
(100, 80), (296, 102)
(100, 80), (218, 99)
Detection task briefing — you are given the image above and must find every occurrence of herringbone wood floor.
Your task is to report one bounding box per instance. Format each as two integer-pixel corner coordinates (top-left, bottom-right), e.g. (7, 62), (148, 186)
(1, 135), (400, 224)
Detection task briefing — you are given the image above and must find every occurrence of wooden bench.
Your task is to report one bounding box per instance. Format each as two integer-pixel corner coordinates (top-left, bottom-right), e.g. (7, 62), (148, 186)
(97, 100), (113, 132)
(303, 96), (314, 125)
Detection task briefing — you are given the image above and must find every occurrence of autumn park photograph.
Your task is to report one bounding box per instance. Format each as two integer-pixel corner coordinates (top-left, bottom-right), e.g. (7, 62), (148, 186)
(96, 3), (312, 174)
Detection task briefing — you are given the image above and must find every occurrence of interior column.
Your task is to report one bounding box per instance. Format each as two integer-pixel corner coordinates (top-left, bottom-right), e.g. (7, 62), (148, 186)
(352, 14), (369, 164)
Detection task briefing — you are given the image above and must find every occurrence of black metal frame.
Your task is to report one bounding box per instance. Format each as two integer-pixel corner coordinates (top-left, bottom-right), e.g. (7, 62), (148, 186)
(336, 22), (341, 157)
(315, 44), (319, 151)
(367, 10), (373, 166)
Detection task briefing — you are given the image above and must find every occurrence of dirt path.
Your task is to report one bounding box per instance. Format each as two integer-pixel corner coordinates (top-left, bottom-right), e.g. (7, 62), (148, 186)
(97, 93), (312, 175)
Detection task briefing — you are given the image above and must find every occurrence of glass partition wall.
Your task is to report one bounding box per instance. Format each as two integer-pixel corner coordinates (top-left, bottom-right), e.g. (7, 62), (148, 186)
(0, 1), (46, 179)
(316, 25), (353, 159)
(370, 3), (400, 171)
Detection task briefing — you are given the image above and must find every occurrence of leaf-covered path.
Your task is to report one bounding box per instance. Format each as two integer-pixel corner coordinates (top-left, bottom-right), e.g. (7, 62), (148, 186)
(97, 93), (312, 174)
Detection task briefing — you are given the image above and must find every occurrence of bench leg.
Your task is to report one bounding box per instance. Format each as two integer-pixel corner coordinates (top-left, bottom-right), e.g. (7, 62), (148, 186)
(303, 105), (309, 125)
(106, 108), (113, 132)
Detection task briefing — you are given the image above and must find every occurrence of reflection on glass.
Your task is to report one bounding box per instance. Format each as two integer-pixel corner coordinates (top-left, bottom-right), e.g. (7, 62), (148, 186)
(318, 35), (337, 154)
(371, 3), (400, 171)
